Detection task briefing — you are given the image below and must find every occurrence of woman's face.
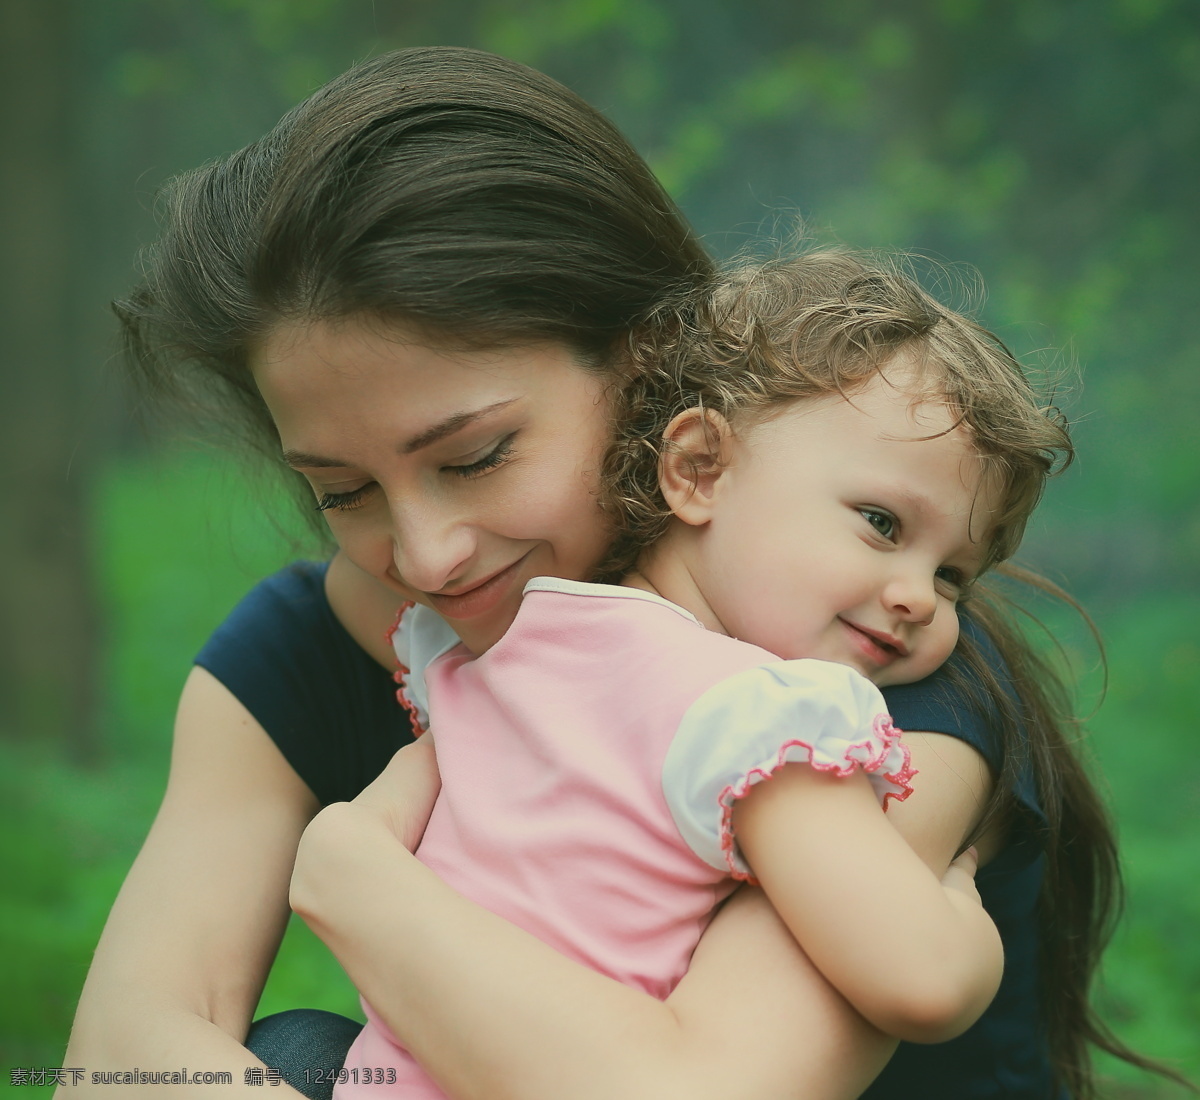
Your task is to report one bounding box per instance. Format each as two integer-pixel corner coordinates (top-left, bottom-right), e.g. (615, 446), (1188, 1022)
(254, 317), (615, 653)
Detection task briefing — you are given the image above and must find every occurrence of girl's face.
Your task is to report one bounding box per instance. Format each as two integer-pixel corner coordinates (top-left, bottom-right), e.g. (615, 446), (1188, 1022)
(649, 365), (1002, 688)
(254, 317), (615, 654)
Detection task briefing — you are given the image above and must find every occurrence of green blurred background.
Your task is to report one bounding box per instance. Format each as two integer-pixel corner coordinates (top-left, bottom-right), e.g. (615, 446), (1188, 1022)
(1, 0), (1196, 1094)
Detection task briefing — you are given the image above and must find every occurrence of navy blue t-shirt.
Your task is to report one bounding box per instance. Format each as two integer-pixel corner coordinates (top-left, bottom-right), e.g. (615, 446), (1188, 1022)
(196, 560), (1062, 1099)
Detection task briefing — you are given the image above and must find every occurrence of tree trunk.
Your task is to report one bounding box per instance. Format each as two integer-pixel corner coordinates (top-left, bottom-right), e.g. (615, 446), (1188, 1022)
(0, 0), (101, 761)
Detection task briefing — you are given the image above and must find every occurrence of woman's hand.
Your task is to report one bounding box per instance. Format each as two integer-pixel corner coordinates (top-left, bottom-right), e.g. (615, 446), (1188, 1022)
(290, 739), (440, 927)
(350, 738), (442, 851)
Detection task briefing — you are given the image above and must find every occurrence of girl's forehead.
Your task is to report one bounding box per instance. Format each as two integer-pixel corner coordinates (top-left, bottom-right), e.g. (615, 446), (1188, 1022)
(754, 364), (959, 439)
(739, 352), (955, 432)
(743, 374), (1002, 534)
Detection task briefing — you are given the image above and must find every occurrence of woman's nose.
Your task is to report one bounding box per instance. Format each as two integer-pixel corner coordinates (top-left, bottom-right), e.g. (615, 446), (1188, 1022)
(884, 569), (938, 626)
(388, 499), (476, 594)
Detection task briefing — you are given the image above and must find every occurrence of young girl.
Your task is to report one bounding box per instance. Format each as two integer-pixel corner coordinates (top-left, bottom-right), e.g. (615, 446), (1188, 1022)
(308, 250), (1068, 1099)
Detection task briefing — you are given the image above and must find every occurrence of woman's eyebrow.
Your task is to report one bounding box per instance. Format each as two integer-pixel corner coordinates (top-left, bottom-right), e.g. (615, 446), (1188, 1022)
(281, 449), (350, 470)
(400, 398), (517, 454)
(281, 398), (519, 469)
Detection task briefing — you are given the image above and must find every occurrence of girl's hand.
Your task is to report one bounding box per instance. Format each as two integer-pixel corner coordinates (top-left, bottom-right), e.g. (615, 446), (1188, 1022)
(351, 738), (442, 851)
(733, 766), (1003, 1043)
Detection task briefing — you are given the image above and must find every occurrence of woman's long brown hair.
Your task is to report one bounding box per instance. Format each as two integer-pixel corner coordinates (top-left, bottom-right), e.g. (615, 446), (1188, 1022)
(951, 568), (1193, 1097)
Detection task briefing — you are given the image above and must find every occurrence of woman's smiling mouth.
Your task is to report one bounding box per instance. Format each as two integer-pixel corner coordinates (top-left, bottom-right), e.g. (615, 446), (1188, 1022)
(424, 554), (531, 621)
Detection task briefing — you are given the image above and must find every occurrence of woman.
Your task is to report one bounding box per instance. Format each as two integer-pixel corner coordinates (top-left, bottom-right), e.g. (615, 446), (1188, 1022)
(63, 46), (1130, 1099)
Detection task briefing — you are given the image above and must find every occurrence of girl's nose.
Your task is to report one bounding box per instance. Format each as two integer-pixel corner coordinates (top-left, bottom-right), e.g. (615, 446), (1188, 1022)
(884, 570), (937, 627)
(388, 499), (476, 594)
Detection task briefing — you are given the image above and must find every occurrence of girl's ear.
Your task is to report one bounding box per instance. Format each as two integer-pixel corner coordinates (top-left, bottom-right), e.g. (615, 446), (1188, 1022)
(659, 407), (735, 526)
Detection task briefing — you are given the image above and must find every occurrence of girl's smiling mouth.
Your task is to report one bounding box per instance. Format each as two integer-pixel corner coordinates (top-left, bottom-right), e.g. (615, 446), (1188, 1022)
(838, 618), (908, 669)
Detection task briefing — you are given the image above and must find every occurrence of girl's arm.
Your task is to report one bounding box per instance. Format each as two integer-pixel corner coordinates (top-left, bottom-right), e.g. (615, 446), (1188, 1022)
(731, 762), (1003, 1044)
(292, 731), (997, 1100)
(294, 791), (894, 1100)
(58, 668), (318, 1099)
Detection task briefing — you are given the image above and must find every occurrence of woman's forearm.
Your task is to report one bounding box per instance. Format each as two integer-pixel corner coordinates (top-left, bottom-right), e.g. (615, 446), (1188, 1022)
(57, 669), (319, 1099)
(292, 802), (894, 1100)
(61, 991), (307, 1099)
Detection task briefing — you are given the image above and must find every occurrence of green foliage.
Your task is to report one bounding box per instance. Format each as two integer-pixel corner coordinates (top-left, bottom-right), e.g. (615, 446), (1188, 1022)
(1081, 601), (1200, 1093)
(0, 744), (142, 1068)
(0, 447), (350, 1068)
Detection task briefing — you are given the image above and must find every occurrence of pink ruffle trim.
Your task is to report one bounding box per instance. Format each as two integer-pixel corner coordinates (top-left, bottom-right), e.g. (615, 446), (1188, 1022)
(386, 601), (427, 736)
(717, 714), (917, 884)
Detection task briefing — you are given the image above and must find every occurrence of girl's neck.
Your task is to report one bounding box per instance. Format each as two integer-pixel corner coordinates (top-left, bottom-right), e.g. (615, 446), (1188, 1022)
(620, 530), (727, 635)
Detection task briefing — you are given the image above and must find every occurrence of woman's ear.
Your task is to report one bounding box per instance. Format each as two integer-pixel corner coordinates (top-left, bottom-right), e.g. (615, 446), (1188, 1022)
(659, 407), (735, 526)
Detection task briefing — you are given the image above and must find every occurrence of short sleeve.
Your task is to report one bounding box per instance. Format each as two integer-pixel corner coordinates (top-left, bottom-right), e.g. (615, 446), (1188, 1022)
(195, 561), (416, 806)
(882, 612), (1044, 839)
(662, 659), (916, 882)
(388, 601), (463, 731)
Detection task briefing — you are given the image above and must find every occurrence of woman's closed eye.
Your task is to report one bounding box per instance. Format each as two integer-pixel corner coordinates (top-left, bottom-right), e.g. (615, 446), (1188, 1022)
(443, 433), (517, 479)
(315, 484), (374, 512)
(859, 507), (898, 541)
(313, 434), (518, 512)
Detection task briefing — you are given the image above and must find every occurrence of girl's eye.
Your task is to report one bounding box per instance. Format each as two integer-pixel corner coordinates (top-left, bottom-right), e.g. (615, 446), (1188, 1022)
(934, 566), (971, 599)
(860, 508), (898, 541)
(314, 484), (374, 512)
(444, 434), (516, 479)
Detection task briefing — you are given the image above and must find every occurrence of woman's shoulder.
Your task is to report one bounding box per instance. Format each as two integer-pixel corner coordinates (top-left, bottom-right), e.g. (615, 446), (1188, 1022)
(883, 612), (1045, 862)
(196, 557), (406, 677)
(195, 560), (416, 805)
(881, 613), (1008, 764)
(196, 560), (348, 675)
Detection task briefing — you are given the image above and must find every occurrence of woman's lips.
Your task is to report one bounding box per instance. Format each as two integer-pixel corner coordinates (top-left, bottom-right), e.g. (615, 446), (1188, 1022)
(424, 555), (528, 621)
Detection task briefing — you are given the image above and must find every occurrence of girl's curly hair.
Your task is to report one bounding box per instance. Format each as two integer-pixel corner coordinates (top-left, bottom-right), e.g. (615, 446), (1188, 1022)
(594, 248), (1071, 583)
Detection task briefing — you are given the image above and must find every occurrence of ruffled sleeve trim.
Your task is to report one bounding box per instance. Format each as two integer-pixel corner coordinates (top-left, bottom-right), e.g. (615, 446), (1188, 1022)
(661, 659), (917, 883)
(386, 601), (462, 734)
(717, 713), (915, 883)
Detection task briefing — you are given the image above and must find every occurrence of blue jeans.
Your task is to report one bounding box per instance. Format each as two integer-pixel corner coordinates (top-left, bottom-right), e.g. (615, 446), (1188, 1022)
(245, 1009), (364, 1100)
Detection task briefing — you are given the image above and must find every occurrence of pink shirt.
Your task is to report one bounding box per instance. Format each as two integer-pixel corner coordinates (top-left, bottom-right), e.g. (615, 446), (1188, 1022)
(338, 579), (912, 1099)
